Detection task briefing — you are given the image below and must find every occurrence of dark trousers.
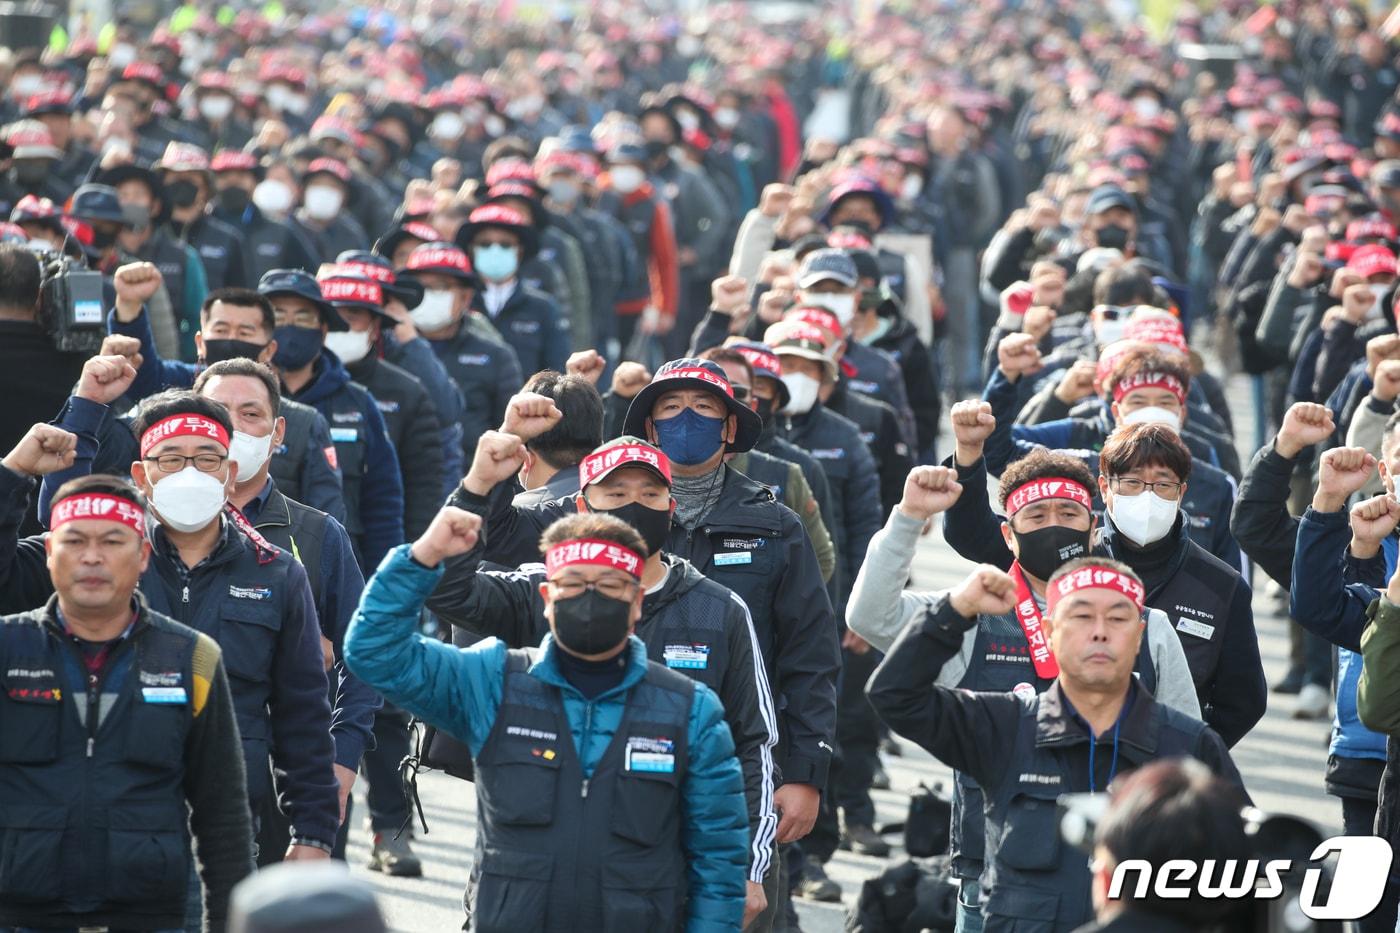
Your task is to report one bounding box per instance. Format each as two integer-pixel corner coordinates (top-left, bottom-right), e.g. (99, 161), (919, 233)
(1340, 795), (1400, 933)
(805, 646), (882, 863)
(363, 704), (413, 833)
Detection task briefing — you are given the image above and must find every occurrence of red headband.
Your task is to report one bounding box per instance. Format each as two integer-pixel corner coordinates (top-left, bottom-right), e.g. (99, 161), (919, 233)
(51, 494), (146, 537)
(578, 443), (672, 488)
(1005, 477), (1093, 517)
(654, 365), (734, 398)
(734, 345), (782, 377)
(338, 261), (394, 284)
(1046, 564), (1145, 613)
(318, 276), (383, 307)
(140, 414), (230, 457)
(407, 245), (472, 273)
(1112, 371), (1186, 405)
(544, 538), (643, 579)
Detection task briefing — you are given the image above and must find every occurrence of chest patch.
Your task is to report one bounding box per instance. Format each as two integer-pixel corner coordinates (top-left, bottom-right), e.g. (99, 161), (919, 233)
(229, 584), (272, 600)
(714, 551), (752, 566)
(625, 735), (675, 773)
(663, 643), (710, 670)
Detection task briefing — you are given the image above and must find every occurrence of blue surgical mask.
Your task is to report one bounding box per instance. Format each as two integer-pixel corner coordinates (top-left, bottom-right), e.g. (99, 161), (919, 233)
(652, 408), (725, 465)
(271, 324), (323, 370)
(473, 243), (519, 282)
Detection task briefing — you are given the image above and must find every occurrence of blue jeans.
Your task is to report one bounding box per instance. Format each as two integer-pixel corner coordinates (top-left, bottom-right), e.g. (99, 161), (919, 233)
(956, 879), (984, 933)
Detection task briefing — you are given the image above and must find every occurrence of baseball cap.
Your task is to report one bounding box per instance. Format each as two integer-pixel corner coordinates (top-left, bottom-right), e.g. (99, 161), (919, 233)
(577, 436), (672, 489)
(796, 248), (858, 290)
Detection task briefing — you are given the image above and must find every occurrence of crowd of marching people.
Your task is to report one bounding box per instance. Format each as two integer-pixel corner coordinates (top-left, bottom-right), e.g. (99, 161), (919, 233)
(11, 0), (1400, 930)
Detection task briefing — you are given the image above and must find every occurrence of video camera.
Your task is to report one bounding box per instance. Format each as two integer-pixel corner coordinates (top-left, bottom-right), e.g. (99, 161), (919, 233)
(37, 251), (105, 355)
(1058, 794), (1351, 933)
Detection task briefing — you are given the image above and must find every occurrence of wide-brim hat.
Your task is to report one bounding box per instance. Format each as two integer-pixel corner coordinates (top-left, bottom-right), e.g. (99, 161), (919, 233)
(398, 242), (478, 289)
(622, 358), (762, 453)
(258, 268), (347, 331)
(374, 220), (443, 262)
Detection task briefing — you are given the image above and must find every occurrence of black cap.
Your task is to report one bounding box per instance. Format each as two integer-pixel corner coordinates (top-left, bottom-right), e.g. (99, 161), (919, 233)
(1086, 184), (1136, 216)
(66, 183), (129, 224)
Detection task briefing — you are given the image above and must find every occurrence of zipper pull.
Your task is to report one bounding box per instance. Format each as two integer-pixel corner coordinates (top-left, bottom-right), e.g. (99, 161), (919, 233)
(580, 778), (590, 799)
(182, 585), (190, 604)
(86, 737), (94, 758)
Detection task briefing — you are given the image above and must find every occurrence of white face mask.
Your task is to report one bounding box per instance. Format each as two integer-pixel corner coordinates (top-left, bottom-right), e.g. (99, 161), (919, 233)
(229, 429), (273, 483)
(411, 289), (457, 332)
(252, 179), (294, 216)
(1368, 283), (1390, 321)
(1110, 488), (1179, 547)
(430, 112), (465, 140)
(324, 328), (372, 364)
(198, 94), (234, 122)
(483, 114), (506, 137)
(1132, 96), (1161, 120)
(714, 107), (740, 129)
(781, 372), (820, 415)
(803, 291), (857, 328)
(1095, 317), (1127, 346)
(303, 185), (344, 221)
(108, 44), (137, 68)
(1120, 405), (1182, 433)
(676, 109), (700, 131)
(900, 174), (923, 201)
(610, 165), (645, 194)
(150, 465), (226, 533)
(11, 74), (42, 98)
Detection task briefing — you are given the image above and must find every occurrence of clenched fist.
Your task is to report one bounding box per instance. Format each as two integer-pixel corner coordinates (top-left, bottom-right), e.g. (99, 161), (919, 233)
(710, 274), (750, 317)
(1054, 360), (1098, 406)
(950, 399), (996, 466)
(996, 333), (1043, 383)
(1315, 446), (1377, 513)
(898, 465), (964, 521)
(113, 262), (163, 322)
(565, 349), (606, 387)
(463, 430), (528, 496)
(2, 423), (77, 478)
(1350, 494), (1400, 560)
(75, 354), (138, 406)
(611, 361), (652, 399)
(500, 392), (563, 441)
(410, 507), (483, 567)
(949, 565), (1018, 620)
(1274, 402), (1334, 459)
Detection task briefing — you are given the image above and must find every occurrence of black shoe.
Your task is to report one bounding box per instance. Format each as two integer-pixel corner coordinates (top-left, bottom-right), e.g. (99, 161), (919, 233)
(796, 855), (841, 902)
(841, 823), (891, 857)
(1272, 667), (1305, 695)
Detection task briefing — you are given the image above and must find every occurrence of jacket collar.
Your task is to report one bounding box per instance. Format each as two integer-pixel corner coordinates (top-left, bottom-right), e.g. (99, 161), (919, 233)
(529, 633), (650, 701)
(1097, 510), (1189, 598)
(1035, 679), (1162, 764)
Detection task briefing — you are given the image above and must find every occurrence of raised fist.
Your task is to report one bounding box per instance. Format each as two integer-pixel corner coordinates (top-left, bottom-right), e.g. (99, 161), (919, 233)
(566, 349), (606, 387)
(898, 465), (963, 521)
(410, 506), (483, 567)
(1350, 494), (1400, 559)
(75, 354), (138, 406)
(1315, 446), (1377, 513)
(1274, 402), (1334, 458)
(996, 333), (1043, 383)
(500, 392), (563, 441)
(950, 399), (996, 465)
(463, 430), (528, 496)
(611, 361), (652, 399)
(2, 423), (77, 478)
(759, 184), (797, 219)
(1055, 360), (1099, 406)
(112, 262), (163, 322)
(710, 274), (750, 316)
(949, 565), (1019, 620)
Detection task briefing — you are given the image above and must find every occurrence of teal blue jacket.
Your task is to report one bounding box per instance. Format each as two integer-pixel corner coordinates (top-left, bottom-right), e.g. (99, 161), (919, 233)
(344, 545), (749, 930)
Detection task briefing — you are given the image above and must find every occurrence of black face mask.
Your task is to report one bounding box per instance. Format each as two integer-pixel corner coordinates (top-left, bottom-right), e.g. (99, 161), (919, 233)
(12, 161), (49, 188)
(165, 179), (200, 209)
(597, 501), (672, 556)
(644, 139), (671, 162)
(1095, 223), (1131, 251)
(202, 338), (267, 364)
(217, 186), (251, 216)
(90, 227), (118, 250)
(755, 396), (777, 441)
(552, 589), (632, 656)
(1012, 524), (1091, 581)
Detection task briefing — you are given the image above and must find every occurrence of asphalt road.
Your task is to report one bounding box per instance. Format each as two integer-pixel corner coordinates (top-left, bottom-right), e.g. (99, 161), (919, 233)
(343, 368), (1341, 932)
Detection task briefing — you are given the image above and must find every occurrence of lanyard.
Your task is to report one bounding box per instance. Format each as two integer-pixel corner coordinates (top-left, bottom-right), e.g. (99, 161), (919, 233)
(1086, 717), (1123, 793)
(1009, 561), (1059, 679)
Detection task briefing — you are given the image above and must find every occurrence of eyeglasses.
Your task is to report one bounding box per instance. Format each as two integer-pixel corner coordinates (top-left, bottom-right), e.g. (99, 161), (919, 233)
(548, 577), (637, 600)
(732, 385), (751, 402)
(272, 307), (322, 328)
(1110, 476), (1183, 500)
(144, 453), (227, 474)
